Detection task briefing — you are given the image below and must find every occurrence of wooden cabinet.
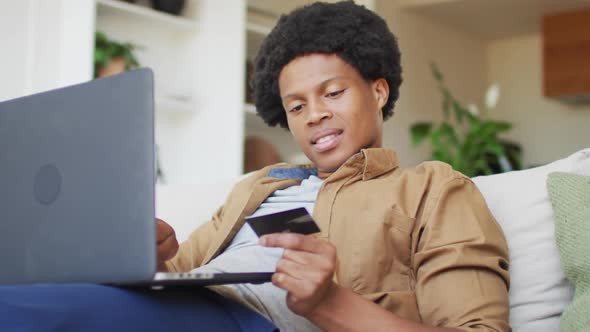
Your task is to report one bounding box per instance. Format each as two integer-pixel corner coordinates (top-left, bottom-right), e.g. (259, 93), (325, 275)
(543, 9), (590, 102)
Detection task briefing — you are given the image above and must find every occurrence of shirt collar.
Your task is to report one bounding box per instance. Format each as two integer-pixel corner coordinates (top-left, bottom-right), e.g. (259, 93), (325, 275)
(360, 148), (400, 181)
(266, 148), (399, 181)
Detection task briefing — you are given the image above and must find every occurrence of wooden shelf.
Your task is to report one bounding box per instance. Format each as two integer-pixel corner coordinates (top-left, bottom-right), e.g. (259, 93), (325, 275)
(96, 0), (197, 32)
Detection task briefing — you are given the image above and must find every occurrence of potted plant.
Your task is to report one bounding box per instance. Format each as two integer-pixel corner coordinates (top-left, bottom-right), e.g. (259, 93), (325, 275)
(409, 63), (522, 177)
(94, 31), (140, 78)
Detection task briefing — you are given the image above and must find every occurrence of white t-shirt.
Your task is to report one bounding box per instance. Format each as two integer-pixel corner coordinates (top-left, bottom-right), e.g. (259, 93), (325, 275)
(192, 175), (324, 332)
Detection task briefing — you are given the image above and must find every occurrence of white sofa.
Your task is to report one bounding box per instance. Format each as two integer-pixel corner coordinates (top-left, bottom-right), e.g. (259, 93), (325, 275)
(156, 148), (590, 331)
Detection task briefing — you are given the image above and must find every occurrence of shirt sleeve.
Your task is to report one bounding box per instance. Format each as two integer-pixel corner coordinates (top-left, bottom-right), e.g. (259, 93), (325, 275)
(412, 176), (510, 331)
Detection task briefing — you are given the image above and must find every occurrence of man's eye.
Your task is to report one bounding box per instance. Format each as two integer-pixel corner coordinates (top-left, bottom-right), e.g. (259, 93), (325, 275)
(289, 104), (304, 113)
(326, 89), (345, 98)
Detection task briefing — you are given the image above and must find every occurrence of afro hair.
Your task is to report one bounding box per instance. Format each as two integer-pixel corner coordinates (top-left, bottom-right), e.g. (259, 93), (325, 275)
(252, 1), (402, 129)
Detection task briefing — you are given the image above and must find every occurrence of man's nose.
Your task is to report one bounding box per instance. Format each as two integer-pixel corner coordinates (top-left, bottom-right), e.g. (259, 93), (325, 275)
(306, 100), (332, 126)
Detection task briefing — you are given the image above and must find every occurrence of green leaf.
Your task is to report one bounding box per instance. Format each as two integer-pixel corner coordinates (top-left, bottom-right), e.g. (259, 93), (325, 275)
(451, 148), (466, 172)
(491, 121), (512, 132)
(410, 122), (433, 146)
(431, 62), (443, 82)
(479, 121), (511, 139)
(95, 31), (108, 44)
(501, 140), (523, 170)
(466, 111), (481, 131)
(441, 89), (451, 119)
(461, 130), (482, 160)
(473, 159), (493, 176)
(94, 31), (141, 74)
(94, 49), (106, 65)
(432, 148), (452, 164)
(484, 140), (505, 156)
(437, 122), (459, 146)
(430, 124), (456, 163)
(452, 100), (466, 124)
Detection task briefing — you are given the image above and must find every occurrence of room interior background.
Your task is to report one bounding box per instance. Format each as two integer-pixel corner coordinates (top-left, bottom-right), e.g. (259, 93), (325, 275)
(1, 0), (589, 186)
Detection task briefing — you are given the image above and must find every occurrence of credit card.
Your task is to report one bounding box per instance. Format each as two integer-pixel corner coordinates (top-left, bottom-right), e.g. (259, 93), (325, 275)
(245, 207), (321, 237)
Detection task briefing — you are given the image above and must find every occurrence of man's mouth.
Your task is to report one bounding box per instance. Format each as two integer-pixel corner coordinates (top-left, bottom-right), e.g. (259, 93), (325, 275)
(311, 129), (344, 152)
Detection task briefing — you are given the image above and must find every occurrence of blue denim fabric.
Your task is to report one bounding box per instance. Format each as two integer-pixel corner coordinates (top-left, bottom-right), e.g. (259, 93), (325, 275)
(0, 284), (277, 332)
(268, 167), (317, 180)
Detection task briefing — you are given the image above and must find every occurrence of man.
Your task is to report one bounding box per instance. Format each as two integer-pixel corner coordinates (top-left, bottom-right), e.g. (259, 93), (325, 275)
(157, 2), (510, 331)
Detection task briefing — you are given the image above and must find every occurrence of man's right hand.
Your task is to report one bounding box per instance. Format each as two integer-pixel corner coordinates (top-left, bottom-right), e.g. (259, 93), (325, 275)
(156, 218), (179, 271)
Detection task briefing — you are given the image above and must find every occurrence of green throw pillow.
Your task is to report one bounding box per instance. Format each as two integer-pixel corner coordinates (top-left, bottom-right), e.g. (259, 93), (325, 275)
(547, 172), (590, 332)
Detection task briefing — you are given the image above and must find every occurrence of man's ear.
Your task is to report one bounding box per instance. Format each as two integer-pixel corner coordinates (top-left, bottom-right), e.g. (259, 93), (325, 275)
(372, 78), (389, 110)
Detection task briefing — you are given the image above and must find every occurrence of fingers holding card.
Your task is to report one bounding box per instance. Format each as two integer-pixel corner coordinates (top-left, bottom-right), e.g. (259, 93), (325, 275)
(256, 221), (338, 317)
(246, 207), (321, 237)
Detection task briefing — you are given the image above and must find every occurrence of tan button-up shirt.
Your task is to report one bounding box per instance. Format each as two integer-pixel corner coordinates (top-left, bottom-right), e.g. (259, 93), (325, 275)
(166, 148), (510, 331)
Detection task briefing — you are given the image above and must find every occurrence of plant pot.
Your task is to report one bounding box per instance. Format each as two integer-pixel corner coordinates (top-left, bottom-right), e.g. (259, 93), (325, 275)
(151, 0), (185, 15)
(97, 58), (127, 78)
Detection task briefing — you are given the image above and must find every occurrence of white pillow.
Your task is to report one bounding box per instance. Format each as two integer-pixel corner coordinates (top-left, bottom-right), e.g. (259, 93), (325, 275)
(472, 148), (590, 331)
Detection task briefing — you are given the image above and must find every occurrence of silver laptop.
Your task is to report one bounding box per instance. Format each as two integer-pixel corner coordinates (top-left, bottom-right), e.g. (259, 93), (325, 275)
(0, 68), (272, 286)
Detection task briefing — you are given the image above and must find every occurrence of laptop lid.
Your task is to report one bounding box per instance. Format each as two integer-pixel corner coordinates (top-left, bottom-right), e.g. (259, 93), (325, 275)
(0, 69), (156, 284)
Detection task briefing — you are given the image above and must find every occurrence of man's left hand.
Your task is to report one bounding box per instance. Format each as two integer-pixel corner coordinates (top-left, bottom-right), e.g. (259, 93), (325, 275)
(259, 233), (338, 317)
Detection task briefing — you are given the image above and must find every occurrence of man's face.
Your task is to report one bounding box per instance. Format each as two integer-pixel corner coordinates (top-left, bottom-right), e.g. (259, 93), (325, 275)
(278, 53), (389, 177)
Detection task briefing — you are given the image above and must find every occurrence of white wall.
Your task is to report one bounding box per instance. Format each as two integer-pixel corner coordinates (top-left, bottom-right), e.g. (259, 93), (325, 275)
(0, 0), (94, 100)
(377, 1), (488, 168)
(176, 0), (246, 182)
(487, 34), (590, 167)
(0, 0), (94, 102)
(0, 1), (31, 101)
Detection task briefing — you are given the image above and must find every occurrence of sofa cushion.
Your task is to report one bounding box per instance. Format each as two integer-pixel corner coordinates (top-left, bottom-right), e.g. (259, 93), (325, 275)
(547, 172), (590, 332)
(472, 148), (590, 331)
